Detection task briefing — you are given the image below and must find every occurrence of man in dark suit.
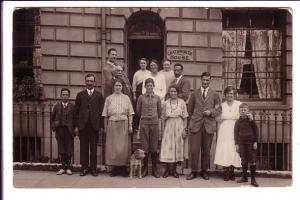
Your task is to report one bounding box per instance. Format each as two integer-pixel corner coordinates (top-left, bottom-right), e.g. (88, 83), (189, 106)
(74, 74), (104, 176)
(186, 72), (222, 180)
(103, 48), (117, 98)
(167, 63), (191, 102)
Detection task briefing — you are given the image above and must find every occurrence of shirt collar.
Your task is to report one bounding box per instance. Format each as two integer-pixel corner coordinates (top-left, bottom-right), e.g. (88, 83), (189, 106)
(87, 88), (94, 93)
(62, 102), (68, 107)
(176, 75), (183, 83)
(201, 86), (209, 92)
(107, 60), (116, 67)
(146, 92), (155, 97)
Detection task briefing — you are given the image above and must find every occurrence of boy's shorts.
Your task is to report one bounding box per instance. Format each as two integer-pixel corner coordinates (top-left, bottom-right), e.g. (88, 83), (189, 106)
(139, 123), (159, 153)
(239, 143), (257, 164)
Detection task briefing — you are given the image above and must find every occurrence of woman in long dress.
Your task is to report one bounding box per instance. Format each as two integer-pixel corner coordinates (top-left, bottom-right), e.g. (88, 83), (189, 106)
(102, 79), (134, 177)
(214, 86), (242, 181)
(160, 86), (188, 178)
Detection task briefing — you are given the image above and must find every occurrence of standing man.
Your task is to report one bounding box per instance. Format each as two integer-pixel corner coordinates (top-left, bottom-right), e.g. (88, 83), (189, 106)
(186, 72), (222, 180)
(103, 48), (117, 98)
(167, 63), (191, 102)
(74, 74), (104, 176)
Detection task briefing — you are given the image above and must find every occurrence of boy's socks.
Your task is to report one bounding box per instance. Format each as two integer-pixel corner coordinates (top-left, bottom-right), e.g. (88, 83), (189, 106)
(250, 165), (259, 187)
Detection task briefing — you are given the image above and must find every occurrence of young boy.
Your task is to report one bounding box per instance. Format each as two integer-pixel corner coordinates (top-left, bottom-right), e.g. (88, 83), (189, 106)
(234, 103), (259, 187)
(136, 78), (162, 178)
(51, 88), (75, 175)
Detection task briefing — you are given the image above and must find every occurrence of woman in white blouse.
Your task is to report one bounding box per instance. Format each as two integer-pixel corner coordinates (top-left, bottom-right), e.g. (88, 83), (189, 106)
(159, 60), (175, 91)
(132, 58), (151, 102)
(142, 59), (166, 102)
(102, 79), (134, 177)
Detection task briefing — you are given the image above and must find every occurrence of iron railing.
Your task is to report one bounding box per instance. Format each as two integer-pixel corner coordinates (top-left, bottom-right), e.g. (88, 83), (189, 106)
(13, 103), (292, 171)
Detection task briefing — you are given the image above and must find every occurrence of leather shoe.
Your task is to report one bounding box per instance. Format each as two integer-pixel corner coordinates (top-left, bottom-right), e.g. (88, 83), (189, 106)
(202, 171), (209, 180)
(173, 171), (179, 178)
(80, 169), (88, 176)
(186, 172), (197, 180)
(91, 170), (98, 176)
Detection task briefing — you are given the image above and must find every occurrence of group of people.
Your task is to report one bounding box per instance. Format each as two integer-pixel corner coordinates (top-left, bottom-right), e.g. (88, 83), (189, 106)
(50, 48), (259, 187)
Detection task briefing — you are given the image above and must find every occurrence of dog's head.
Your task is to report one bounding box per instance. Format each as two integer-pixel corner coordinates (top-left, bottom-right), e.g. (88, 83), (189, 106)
(134, 149), (145, 160)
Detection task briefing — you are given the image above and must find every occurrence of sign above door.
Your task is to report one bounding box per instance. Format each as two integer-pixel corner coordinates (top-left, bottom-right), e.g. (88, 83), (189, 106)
(167, 48), (193, 61)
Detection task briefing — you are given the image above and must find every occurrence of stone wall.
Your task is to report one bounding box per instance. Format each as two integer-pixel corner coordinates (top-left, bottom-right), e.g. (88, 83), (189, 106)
(164, 8), (223, 92)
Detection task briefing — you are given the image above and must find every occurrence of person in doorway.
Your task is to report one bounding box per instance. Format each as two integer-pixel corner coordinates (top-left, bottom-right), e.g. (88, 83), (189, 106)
(214, 86), (242, 181)
(186, 72), (222, 180)
(51, 88), (75, 175)
(132, 58), (151, 131)
(234, 103), (259, 187)
(74, 74), (104, 176)
(166, 63), (191, 102)
(132, 58), (151, 102)
(136, 78), (162, 178)
(102, 79), (134, 177)
(160, 86), (188, 178)
(142, 59), (166, 102)
(159, 59), (175, 91)
(103, 48), (118, 98)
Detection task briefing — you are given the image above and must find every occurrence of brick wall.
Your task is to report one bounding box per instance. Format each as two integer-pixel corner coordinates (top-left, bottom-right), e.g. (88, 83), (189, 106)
(40, 8), (126, 101)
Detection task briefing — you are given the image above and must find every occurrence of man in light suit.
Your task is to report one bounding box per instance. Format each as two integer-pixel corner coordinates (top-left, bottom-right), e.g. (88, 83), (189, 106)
(167, 63), (191, 102)
(74, 74), (104, 176)
(186, 72), (222, 180)
(103, 48), (117, 98)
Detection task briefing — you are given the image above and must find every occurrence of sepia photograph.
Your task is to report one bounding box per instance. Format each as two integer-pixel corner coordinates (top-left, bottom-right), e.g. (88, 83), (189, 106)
(2, 1), (299, 200)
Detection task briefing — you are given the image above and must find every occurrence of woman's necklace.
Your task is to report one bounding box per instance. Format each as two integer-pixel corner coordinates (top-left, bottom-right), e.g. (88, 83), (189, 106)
(170, 98), (178, 113)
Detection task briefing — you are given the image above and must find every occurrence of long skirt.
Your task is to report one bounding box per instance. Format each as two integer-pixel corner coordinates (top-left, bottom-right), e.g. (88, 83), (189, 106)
(105, 120), (129, 166)
(160, 117), (184, 163)
(214, 119), (242, 167)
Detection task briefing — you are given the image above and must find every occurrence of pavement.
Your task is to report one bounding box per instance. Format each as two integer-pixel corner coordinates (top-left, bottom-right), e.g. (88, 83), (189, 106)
(13, 170), (291, 188)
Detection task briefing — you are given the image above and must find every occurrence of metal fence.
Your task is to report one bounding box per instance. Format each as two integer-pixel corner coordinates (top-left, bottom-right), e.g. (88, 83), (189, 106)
(13, 103), (292, 171)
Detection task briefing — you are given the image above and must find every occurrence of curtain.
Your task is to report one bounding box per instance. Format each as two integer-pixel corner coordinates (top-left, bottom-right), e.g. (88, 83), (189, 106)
(222, 30), (246, 90)
(250, 30), (282, 99)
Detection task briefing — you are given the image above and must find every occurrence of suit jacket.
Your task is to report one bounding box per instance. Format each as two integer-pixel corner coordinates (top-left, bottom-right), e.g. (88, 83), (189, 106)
(103, 62), (116, 98)
(187, 88), (222, 134)
(74, 89), (104, 131)
(50, 102), (75, 136)
(167, 76), (191, 102)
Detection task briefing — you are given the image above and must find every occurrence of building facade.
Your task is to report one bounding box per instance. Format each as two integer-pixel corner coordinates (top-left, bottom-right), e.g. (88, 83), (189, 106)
(13, 7), (292, 171)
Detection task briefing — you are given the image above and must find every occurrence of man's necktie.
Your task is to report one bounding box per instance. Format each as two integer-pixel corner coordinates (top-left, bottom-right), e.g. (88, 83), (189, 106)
(203, 88), (206, 99)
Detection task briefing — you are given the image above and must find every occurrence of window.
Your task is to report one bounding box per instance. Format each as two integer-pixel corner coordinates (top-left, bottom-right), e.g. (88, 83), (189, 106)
(13, 8), (43, 102)
(222, 10), (285, 100)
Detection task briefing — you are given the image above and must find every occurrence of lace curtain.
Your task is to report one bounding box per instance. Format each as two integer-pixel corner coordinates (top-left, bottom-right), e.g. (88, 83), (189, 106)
(222, 30), (247, 90)
(250, 30), (282, 98)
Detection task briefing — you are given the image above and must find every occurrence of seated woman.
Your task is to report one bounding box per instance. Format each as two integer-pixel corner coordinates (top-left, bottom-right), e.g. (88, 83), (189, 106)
(160, 86), (188, 178)
(102, 79), (135, 177)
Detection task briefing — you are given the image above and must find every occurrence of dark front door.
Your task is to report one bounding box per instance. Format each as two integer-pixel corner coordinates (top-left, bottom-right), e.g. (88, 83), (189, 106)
(128, 39), (164, 83)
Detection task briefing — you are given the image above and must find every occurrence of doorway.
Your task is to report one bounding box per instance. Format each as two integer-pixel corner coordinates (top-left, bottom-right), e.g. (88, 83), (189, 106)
(128, 39), (164, 83)
(126, 10), (165, 83)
